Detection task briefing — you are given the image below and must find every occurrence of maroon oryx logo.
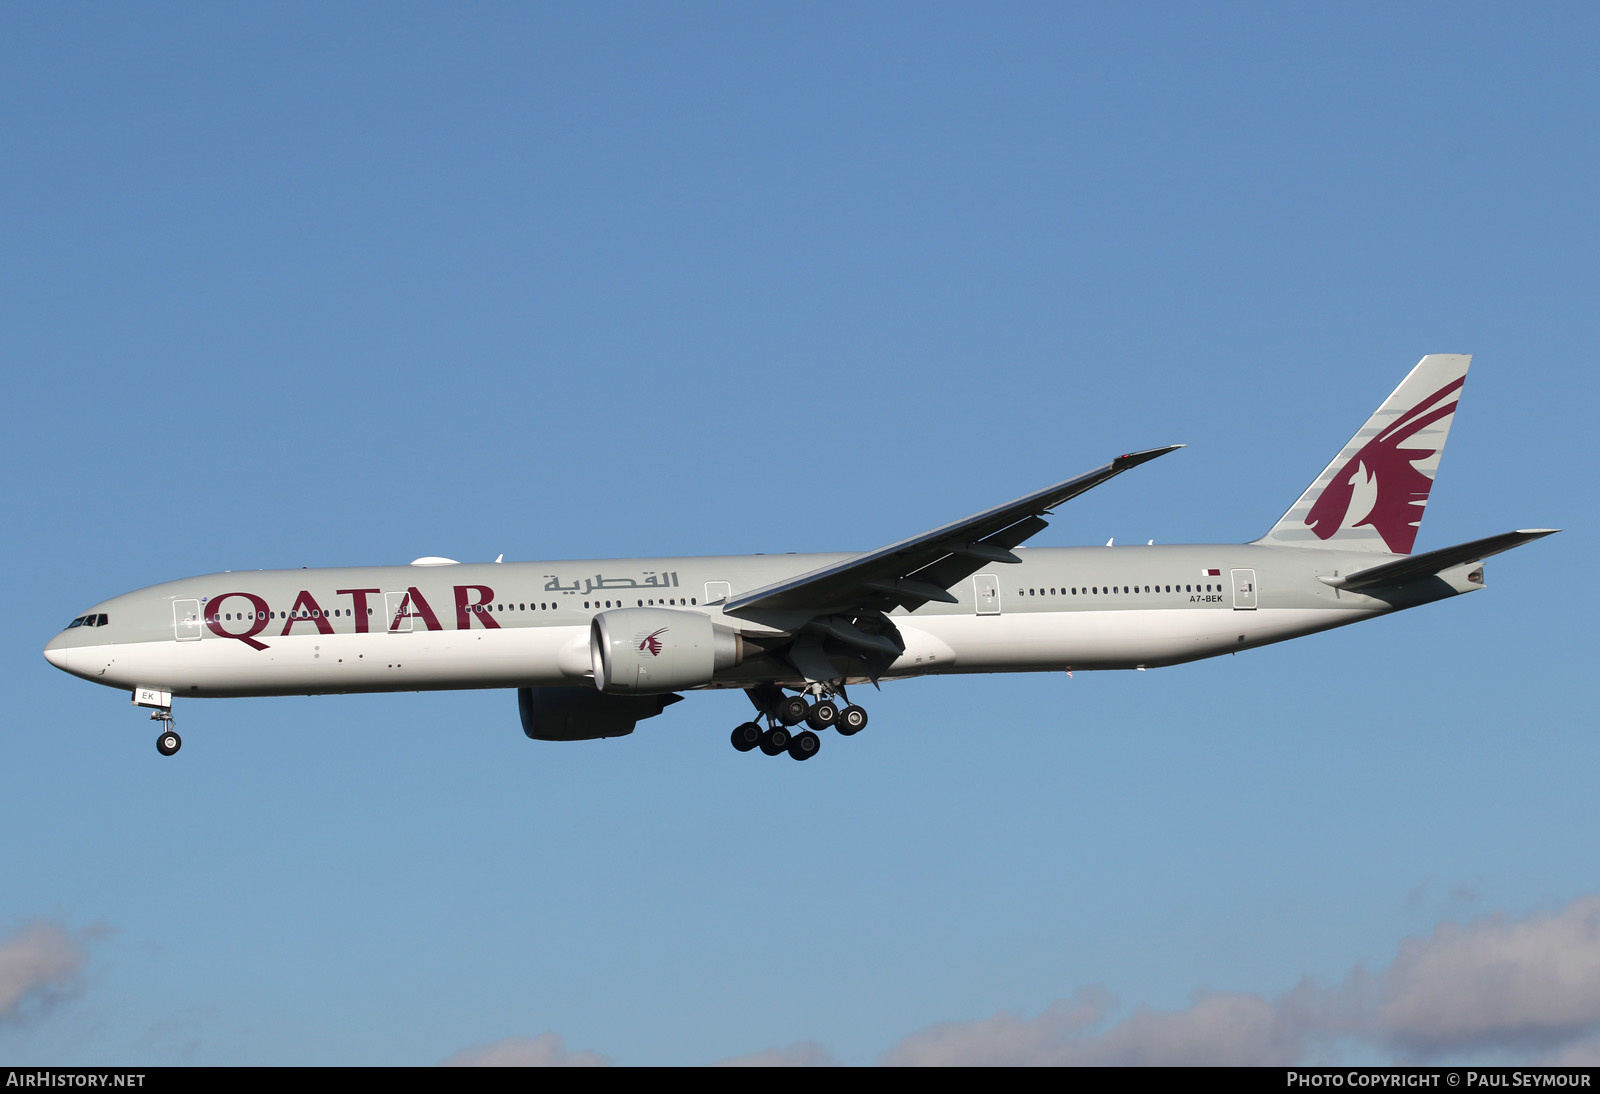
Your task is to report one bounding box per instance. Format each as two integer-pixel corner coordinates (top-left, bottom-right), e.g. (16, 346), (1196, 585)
(1304, 377), (1462, 554)
(637, 627), (669, 657)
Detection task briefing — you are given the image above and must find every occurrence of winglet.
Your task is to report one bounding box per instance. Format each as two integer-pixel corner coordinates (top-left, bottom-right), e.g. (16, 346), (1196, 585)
(1113, 444), (1185, 472)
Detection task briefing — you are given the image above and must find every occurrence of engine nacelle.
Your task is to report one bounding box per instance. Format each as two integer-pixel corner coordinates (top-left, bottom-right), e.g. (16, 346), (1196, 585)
(590, 607), (742, 694)
(518, 686), (682, 741)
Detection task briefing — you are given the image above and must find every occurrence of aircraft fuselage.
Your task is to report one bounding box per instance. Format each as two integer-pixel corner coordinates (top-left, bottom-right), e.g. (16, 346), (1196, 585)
(43, 543), (1475, 700)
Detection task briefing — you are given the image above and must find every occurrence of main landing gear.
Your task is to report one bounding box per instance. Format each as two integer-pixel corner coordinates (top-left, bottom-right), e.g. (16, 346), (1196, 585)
(734, 685), (869, 761)
(152, 708), (181, 756)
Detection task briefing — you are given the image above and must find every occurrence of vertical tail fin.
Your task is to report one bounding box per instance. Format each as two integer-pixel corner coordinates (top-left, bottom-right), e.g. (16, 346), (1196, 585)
(1255, 354), (1470, 555)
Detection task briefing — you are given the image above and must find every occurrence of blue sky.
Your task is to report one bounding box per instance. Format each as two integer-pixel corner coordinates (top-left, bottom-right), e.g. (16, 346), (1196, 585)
(3, 4), (1596, 1066)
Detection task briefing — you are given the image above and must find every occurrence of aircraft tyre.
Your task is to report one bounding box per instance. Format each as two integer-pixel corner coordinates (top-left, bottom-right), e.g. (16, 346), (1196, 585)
(838, 705), (868, 735)
(788, 730), (820, 761)
(805, 699), (838, 731)
(157, 731), (182, 756)
(777, 696), (809, 726)
(731, 722), (762, 752)
(759, 727), (791, 756)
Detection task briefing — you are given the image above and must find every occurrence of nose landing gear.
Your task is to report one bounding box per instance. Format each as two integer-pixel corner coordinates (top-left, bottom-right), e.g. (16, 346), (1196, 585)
(151, 708), (181, 756)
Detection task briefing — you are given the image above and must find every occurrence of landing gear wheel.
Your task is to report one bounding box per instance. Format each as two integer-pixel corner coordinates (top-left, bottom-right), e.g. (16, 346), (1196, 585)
(157, 730), (182, 756)
(805, 699), (839, 731)
(787, 730), (820, 761)
(776, 696), (809, 726)
(759, 727), (791, 756)
(731, 722), (762, 753)
(838, 705), (868, 736)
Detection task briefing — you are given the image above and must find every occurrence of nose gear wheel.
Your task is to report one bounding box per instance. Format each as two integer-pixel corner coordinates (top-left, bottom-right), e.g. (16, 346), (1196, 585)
(151, 708), (181, 756)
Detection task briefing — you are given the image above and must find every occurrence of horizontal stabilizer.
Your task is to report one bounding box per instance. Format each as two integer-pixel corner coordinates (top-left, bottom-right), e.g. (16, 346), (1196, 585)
(1323, 529), (1559, 591)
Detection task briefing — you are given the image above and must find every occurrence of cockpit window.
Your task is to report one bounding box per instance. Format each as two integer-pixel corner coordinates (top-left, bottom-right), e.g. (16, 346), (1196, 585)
(65, 614), (109, 630)
(67, 616), (85, 628)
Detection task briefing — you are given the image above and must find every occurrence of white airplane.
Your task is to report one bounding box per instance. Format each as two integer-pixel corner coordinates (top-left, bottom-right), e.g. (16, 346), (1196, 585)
(44, 354), (1555, 761)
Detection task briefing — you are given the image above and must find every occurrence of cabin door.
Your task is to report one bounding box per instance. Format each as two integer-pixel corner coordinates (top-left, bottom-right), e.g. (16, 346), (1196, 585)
(973, 574), (1001, 615)
(384, 591), (415, 633)
(1231, 569), (1258, 610)
(173, 599), (202, 641)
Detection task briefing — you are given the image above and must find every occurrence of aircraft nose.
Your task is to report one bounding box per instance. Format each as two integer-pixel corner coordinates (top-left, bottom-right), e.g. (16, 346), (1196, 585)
(43, 634), (72, 672)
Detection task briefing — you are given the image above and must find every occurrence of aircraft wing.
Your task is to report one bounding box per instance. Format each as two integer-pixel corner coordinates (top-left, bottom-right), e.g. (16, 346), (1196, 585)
(724, 445), (1183, 618)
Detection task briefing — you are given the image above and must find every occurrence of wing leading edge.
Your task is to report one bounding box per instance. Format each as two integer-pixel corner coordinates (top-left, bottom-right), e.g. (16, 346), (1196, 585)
(725, 445), (1184, 619)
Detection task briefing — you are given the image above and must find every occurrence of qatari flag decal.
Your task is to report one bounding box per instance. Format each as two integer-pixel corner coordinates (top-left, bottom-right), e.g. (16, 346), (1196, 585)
(1202, 568), (1221, 576)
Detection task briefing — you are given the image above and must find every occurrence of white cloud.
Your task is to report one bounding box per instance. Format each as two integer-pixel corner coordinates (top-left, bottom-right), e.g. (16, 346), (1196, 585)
(0, 922), (87, 1024)
(442, 895), (1600, 1066)
(1372, 896), (1600, 1054)
(715, 1041), (840, 1067)
(881, 987), (1111, 1066)
(878, 895), (1600, 1066)
(1535, 1035), (1600, 1067)
(881, 986), (1303, 1066)
(441, 1033), (611, 1067)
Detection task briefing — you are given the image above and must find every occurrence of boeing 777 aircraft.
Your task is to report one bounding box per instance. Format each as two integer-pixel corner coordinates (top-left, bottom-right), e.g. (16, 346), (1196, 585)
(44, 355), (1555, 761)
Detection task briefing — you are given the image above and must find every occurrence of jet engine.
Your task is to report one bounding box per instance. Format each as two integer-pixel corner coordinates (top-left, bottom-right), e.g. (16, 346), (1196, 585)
(518, 686), (682, 741)
(590, 608), (743, 694)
